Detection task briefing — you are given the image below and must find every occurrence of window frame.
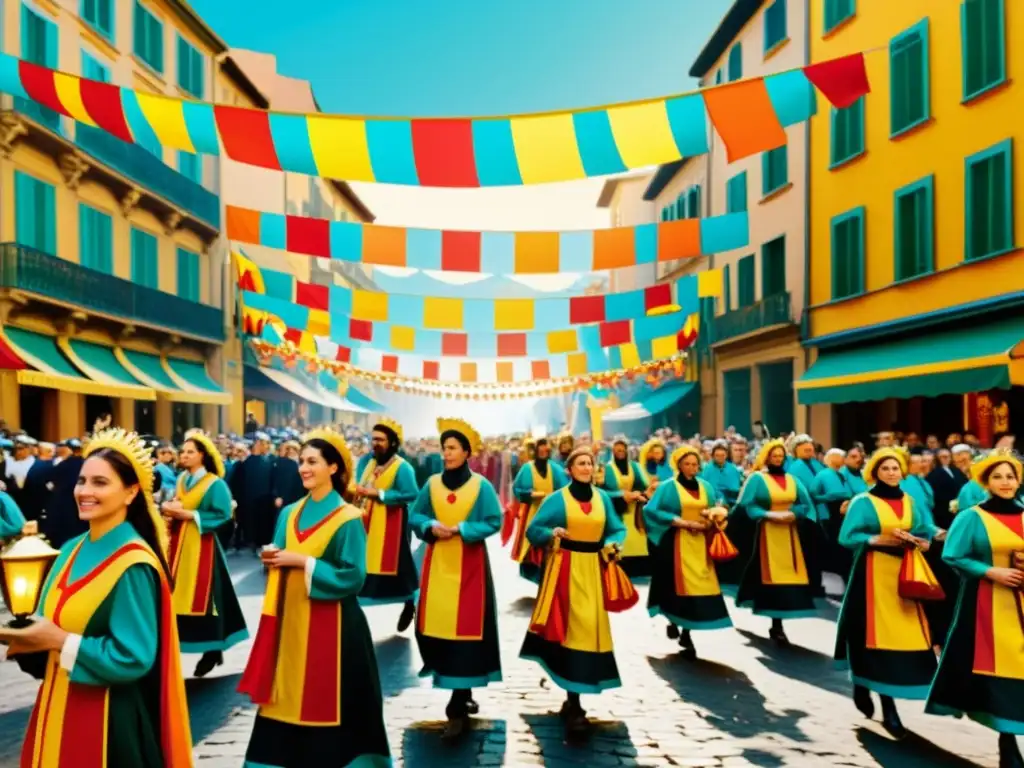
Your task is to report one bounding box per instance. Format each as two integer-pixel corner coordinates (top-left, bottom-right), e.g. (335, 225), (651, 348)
(79, 202), (114, 274)
(829, 97), (865, 169)
(964, 138), (1014, 262)
(892, 174), (935, 282)
(761, 235), (787, 297)
(80, 48), (111, 81)
(133, 0), (165, 75)
(830, 206), (866, 300)
(176, 32), (204, 99)
(726, 171), (748, 214)
(960, 0), (1007, 103)
(175, 246), (201, 302)
(889, 18), (931, 138)
(761, 144), (788, 196)
(764, 0), (787, 54)
(727, 43), (742, 82)
(80, 0), (114, 41)
(823, 0), (856, 34)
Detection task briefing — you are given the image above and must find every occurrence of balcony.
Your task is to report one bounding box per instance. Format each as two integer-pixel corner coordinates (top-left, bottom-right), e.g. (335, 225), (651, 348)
(711, 291), (794, 345)
(0, 243), (225, 343)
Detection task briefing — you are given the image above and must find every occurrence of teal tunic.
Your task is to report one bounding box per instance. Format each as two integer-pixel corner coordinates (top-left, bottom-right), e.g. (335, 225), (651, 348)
(701, 461), (743, 507)
(956, 479), (987, 512)
(0, 490), (26, 539)
(512, 460), (569, 583)
(901, 475), (936, 525)
(786, 458), (826, 521)
(600, 459), (650, 579)
(642, 460), (674, 485)
(601, 460), (648, 500)
(840, 466), (869, 496)
(810, 468), (852, 522)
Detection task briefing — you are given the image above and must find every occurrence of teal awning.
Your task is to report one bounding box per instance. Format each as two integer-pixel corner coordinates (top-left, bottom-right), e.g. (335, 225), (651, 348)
(165, 357), (232, 405)
(603, 382), (696, 423)
(121, 349), (179, 389)
(346, 384), (384, 413)
(67, 340), (146, 388)
(5, 327), (81, 378)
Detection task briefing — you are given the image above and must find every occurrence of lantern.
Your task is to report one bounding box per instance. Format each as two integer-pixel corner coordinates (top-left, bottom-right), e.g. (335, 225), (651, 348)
(0, 535), (60, 626)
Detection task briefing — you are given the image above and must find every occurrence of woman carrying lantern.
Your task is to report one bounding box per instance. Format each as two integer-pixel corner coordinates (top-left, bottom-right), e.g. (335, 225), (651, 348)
(239, 427), (391, 767)
(162, 430), (248, 679)
(7, 429), (193, 768)
(644, 444), (732, 658)
(835, 447), (936, 741)
(520, 445), (631, 737)
(926, 449), (1024, 768)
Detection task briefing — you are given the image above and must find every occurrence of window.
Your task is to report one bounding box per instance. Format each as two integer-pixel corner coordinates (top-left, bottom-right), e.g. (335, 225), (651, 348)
(715, 69), (723, 85)
(81, 49), (110, 81)
(726, 172), (748, 213)
(133, 1), (164, 74)
(675, 194), (686, 219)
(961, 0), (1006, 101)
(722, 264), (732, 312)
(890, 19), (930, 137)
(80, 0), (113, 40)
(830, 97), (865, 167)
(131, 227), (159, 289)
(762, 144), (788, 195)
(79, 203), (113, 274)
(21, 4), (60, 132)
(727, 44), (742, 81)
(176, 34), (204, 98)
(176, 247), (200, 301)
(178, 151), (201, 183)
(824, 0), (855, 33)
(764, 0), (787, 53)
(723, 368), (752, 433)
(761, 236), (786, 296)
(660, 207), (671, 222)
(894, 175), (934, 281)
(14, 171), (56, 255)
(737, 255), (755, 307)
(831, 207), (866, 299)
(759, 360), (794, 435)
(965, 139), (1013, 261)
(685, 186), (701, 218)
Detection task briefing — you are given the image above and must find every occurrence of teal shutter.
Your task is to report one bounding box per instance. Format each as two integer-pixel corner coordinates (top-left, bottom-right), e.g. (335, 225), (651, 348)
(176, 247), (200, 301)
(894, 175), (934, 280)
(20, 4), (61, 132)
(965, 139), (1013, 261)
(15, 172), (56, 255)
(961, 0), (1006, 101)
(764, 0), (787, 52)
(131, 227), (159, 288)
(727, 172), (748, 214)
(177, 151), (201, 183)
(14, 172), (35, 249)
(675, 194), (686, 219)
(176, 35), (204, 98)
(722, 264), (732, 312)
(824, 0), (856, 33)
(761, 145), (788, 195)
(761, 236), (786, 297)
(723, 368), (752, 433)
(831, 207), (866, 299)
(81, 50), (110, 81)
(81, 0), (113, 39)
(759, 361), (794, 435)
(830, 97), (865, 167)
(79, 204), (112, 274)
(727, 44), (742, 81)
(134, 1), (164, 73)
(737, 255), (755, 306)
(890, 20), (930, 137)
(715, 69), (723, 85)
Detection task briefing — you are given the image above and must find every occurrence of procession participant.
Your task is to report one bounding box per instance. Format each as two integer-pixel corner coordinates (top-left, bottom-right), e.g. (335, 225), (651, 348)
(955, 457), (989, 513)
(812, 448), (856, 582)
(734, 439), (818, 645)
(154, 442), (178, 492)
(511, 437), (568, 583)
(162, 431), (248, 678)
(645, 444), (731, 656)
(926, 450), (1024, 768)
(353, 418), (420, 633)
(730, 437), (749, 471)
(520, 445), (627, 737)
(6, 435), (49, 523)
(270, 439), (305, 512)
(553, 431), (575, 468)
(228, 432), (275, 552)
(7, 429), (193, 768)
(785, 434), (828, 596)
(239, 428), (391, 768)
(0, 486), (27, 539)
(639, 438), (673, 490)
(702, 440), (743, 508)
(835, 448), (935, 740)
(409, 418), (503, 740)
(601, 438), (649, 579)
(841, 446), (869, 496)
(901, 449), (936, 521)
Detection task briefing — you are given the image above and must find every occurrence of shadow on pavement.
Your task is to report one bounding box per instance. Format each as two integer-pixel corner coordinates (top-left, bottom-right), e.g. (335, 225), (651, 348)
(507, 596), (537, 618)
(185, 672), (246, 744)
(739, 748), (788, 767)
(648, 654), (810, 743)
(735, 628), (854, 699)
(400, 717), (506, 766)
(856, 727), (988, 767)
(232, 566), (269, 598)
(523, 712), (639, 766)
(373, 635), (421, 697)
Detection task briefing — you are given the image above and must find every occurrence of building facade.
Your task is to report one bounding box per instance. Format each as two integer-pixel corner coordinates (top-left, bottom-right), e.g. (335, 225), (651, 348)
(0, 0), (233, 441)
(596, 172), (656, 293)
(799, 0), (1021, 448)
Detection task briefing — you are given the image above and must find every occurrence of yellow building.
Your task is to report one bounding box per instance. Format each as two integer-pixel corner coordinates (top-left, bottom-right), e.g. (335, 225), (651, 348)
(0, 0), (233, 441)
(798, 0), (1022, 446)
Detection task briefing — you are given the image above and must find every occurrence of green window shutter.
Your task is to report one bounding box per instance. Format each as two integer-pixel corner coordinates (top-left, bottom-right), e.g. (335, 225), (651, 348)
(894, 175), (934, 281)
(761, 236), (786, 297)
(965, 139), (1013, 261)
(21, 4), (61, 132)
(177, 35), (204, 98)
(727, 172), (748, 214)
(764, 0), (787, 52)
(81, 0), (113, 39)
(824, 0), (856, 33)
(723, 368), (752, 433)
(890, 19), (930, 137)
(134, 1), (164, 74)
(81, 50), (110, 82)
(686, 186), (701, 218)
(737, 254), (755, 307)
(176, 247), (200, 301)
(15, 172), (56, 256)
(715, 69), (723, 85)
(177, 150), (201, 183)
(831, 207), (866, 299)
(761, 145), (788, 195)
(961, 0), (1006, 101)
(131, 227), (159, 288)
(830, 97), (865, 167)
(722, 264), (732, 312)
(728, 44), (742, 81)
(759, 360), (795, 435)
(675, 194), (686, 219)
(79, 204), (112, 274)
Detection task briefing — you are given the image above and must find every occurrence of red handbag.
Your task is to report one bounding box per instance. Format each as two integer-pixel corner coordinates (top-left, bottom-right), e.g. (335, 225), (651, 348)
(898, 547), (945, 601)
(601, 549), (639, 612)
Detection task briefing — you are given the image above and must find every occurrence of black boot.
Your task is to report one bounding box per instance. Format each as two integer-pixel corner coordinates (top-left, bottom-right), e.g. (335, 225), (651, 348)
(678, 629), (697, 660)
(194, 651), (223, 679)
(561, 693), (588, 738)
(1000, 733), (1024, 768)
(853, 684), (874, 719)
(666, 623), (680, 640)
(443, 689), (471, 741)
(397, 600), (416, 633)
(880, 695), (907, 740)
(769, 618), (790, 647)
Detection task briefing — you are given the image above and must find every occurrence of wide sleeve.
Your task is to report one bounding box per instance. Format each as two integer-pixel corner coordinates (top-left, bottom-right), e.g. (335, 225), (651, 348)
(0, 491), (25, 538)
(956, 481), (988, 512)
(699, 477), (723, 507)
(379, 461), (419, 507)
(512, 464), (534, 503)
(458, 480), (502, 543)
(63, 564), (159, 686)
(194, 478), (233, 534)
(642, 481), (680, 547)
(837, 495), (880, 550)
(942, 510), (991, 580)
(909, 496), (935, 540)
(599, 489), (627, 548)
(601, 466), (622, 497)
(632, 463), (649, 494)
(793, 477), (816, 521)
(305, 516), (366, 600)
(736, 474), (768, 520)
(408, 483), (438, 540)
(525, 491), (566, 548)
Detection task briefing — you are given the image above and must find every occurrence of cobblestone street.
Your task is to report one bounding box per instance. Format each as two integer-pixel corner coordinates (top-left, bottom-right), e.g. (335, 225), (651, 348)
(0, 545), (1005, 767)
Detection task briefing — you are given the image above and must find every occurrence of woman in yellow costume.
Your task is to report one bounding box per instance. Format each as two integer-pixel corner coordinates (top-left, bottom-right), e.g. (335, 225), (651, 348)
(601, 438), (650, 580)
(644, 445), (731, 658)
(510, 436), (569, 583)
(239, 428), (391, 767)
(7, 429), (193, 768)
(409, 417), (503, 740)
(520, 445), (627, 737)
(835, 447), (935, 741)
(639, 438), (673, 488)
(162, 430), (248, 678)
(734, 438), (818, 646)
(926, 450), (1024, 768)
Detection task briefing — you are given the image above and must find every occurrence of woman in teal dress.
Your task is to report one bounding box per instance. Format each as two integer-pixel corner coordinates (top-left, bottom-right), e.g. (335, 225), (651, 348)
(734, 439), (818, 646)
(0, 488), (27, 539)
(701, 440), (743, 508)
(7, 429), (193, 768)
(926, 450), (1024, 768)
(841, 446), (869, 496)
(813, 448), (856, 583)
(835, 447), (935, 740)
(601, 438), (649, 580)
(162, 432), (248, 678)
(645, 445), (731, 657)
(520, 445), (626, 737)
(639, 438), (674, 488)
(511, 437), (569, 583)
(240, 428), (391, 767)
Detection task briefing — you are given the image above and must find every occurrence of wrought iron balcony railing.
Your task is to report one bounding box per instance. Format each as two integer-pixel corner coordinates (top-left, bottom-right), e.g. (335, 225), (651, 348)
(711, 290), (793, 344)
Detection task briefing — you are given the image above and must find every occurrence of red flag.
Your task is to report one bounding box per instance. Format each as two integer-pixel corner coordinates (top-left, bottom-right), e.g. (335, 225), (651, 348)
(803, 53), (870, 109)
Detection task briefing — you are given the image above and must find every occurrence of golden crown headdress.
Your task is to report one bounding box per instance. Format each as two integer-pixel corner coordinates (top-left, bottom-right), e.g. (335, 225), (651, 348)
(671, 444), (702, 470)
(436, 417), (482, 453)
(372, 417), (404, 443)
(753, 438), (788, 471)
(84, 429), (166, 557)
(639, 438), (667, 467)
(972, 448), (1023, 484)
(556, 430), (575, 448)
(302, 427), (354, 482)
(183, 429), (225, 478)
(565, 444), (595, 468)
(864, 447), (908, 483)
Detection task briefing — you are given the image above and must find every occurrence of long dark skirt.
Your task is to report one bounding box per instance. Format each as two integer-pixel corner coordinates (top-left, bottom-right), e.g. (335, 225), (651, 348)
(717, 507), (754, 596)
(178, 538), (249, 654)
(359, 516), (419, 606)
(647, 537), (731, 630)
(736, 519), (819, 619)
(922, 540), (960, 648)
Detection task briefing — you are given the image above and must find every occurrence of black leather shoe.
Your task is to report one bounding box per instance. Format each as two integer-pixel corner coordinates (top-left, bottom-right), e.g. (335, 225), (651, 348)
(853, 685), (874, 719)
(441, 716), (466, 742)
(1000, 734), (1024, 768)
(880, 696), (907, 740)
(678, 630), (697, 660)
(397, 601), (415, 633)
(466, 697), (479, 715)
(666, 623), (680, 639)
(768, 625), (791, 647)
(194, 651), (223, 679)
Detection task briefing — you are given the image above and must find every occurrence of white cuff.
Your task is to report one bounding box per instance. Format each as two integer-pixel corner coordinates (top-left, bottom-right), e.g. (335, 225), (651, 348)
(60, 633), (83, 673)
(190, 511), (203, 535)
(377, 489), (386, 504)
(304, 556), (316, 596)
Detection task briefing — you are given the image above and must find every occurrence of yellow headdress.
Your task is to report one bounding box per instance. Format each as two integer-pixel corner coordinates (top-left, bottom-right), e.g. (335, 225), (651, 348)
(84, 428), (166, 558)
(639, 438), (667, 467)
(372, 417), (404, 444)
(437, 417), (482, 454)
(565, 444), (595, 469)
(971, 448), (1023, 484)
(670, 444), (702, 470)
(302, 427), (354, 484)
(753, 438), (787, 471)
(183, 429), (225, 478)
(864, 447), (908, 483)
(556, 430), (575, 450)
